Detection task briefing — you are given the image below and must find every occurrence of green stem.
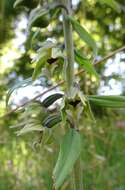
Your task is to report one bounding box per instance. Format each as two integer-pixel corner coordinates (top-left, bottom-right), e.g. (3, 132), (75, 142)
(61, 0), (75, 98)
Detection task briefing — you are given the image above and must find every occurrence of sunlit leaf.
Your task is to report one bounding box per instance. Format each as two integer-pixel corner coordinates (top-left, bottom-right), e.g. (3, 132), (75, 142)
(32, 56), (46, 80)
(75, 50), (99, 79)
(53, 128), (81, 189)
(78, 90), (86, 106)
(51, 47), (64, 59)
(68, 16), (97, 56)
(32, 41), (55, 80)
(97, 0), (121, 13)
(88, 95), (125, 108)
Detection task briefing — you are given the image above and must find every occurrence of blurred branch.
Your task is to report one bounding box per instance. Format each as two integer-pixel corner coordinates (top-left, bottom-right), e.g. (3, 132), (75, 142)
(95, 45), (125, 66)
(1, 45), (125, 119)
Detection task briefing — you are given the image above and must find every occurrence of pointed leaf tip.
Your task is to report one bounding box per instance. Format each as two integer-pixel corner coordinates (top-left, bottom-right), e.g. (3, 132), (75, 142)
(68, 16), (97, 56)
(53, 128), (81, 189)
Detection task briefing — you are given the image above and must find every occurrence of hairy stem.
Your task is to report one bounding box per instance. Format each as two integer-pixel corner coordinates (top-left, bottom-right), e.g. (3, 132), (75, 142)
(61, 0), (75, 98)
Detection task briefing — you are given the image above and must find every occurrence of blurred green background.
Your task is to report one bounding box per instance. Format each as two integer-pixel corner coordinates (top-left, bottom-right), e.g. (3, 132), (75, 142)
(1, 0), (125, 189)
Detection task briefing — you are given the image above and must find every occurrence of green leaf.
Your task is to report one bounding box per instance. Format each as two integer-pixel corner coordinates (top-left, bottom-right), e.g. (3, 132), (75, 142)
(53, 128), (81, 189)
(6, 78), (32, 107)
(28, 7), (50, 31)
(68, 16), (97, 56)
(97, 0), (121, 13)
(13, 0), (37, 9)
(52, 47), (64, 59)
(75, 50), (99, 79)
(32, 41), (55, 80)
(16, 124), (43, 136)
(13, 0), (23, 8)
(88, 95), (125, 108)
(78, 91), (95, 121)
(28, 2), (67, 31)
(32, 56), (46, 80)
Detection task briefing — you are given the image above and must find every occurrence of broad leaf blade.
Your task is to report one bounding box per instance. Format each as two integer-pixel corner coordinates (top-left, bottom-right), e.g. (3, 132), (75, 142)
(88, 95), (125, 108)
(75, 50), (99, 79)
(97, 0), (121, 13)
(68, 16), (97, 56)
(53, 128), (81, 189)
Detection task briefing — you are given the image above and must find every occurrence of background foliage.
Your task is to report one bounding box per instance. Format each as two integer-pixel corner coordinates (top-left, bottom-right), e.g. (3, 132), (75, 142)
(0, 0), (125, 189)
